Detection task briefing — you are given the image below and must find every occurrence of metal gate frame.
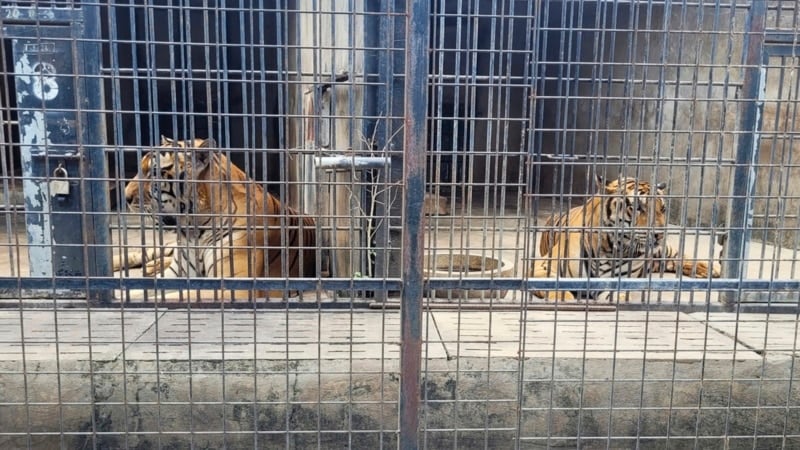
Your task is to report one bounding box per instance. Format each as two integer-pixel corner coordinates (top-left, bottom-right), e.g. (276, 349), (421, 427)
(2, 3), (111, 301)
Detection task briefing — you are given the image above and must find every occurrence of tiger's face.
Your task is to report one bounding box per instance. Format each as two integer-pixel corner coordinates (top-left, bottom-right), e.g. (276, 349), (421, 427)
(601, 176), (668, 252)
(124, 136), (213, 225)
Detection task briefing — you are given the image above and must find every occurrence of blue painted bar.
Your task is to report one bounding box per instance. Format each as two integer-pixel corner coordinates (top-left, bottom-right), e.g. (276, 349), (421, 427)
(1, 276), (798, 293)
(80, 4), (113, 302)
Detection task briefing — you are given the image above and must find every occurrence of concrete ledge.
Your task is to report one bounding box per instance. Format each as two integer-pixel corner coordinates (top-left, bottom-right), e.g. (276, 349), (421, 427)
(0, 310), (798, 448)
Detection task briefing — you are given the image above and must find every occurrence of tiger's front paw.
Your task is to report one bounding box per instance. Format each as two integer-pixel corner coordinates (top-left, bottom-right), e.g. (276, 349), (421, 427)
(690, 261), (721, 278)
(143, 257), (172, 276)
(533, 290), (576, 302)
(596, 291), (628, 303)
(683, 261), (722, 278)
(711, 262), (722, 278)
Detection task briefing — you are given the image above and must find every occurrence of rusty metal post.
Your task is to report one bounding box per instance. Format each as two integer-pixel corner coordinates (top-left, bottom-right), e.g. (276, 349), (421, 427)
(399, 0), (429, 448)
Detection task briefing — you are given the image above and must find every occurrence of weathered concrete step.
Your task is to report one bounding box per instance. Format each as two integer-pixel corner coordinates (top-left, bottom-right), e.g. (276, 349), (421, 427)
(0, 310), (797, 448)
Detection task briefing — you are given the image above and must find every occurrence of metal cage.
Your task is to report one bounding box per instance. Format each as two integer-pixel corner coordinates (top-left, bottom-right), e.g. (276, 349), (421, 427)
(1, 0), (800, 448)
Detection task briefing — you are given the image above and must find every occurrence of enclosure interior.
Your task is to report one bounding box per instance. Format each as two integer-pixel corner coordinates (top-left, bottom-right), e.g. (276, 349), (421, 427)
(0, 0), (797, 307)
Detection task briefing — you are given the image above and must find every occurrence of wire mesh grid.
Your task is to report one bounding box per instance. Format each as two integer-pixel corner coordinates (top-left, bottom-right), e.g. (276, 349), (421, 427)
(0, 0), (799, 448)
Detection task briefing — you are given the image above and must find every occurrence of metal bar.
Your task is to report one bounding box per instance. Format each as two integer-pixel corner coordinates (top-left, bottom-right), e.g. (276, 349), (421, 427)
(5, 297), (800, 315)
(362, 0), (388, 304)
(80, 4), (113, 302)
(765, 31), (800, 44)
(399, 0), (429, 447)
(369, 301), (800, 315)
(314, 155), (391, 170)
(722, 0), (767, 308)
(1, 276), (799, 293)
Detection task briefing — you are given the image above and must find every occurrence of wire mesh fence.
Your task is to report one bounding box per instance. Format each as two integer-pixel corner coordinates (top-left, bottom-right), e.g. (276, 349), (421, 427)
(1, 0), (800, 448)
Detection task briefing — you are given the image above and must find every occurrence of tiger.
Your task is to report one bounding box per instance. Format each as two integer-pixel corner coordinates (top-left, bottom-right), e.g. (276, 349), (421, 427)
(120, 136), (317, 301)
(530, 176), (721, 302)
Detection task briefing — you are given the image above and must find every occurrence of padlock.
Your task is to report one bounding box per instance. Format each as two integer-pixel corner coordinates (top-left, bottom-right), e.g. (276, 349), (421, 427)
(50, 165), (70, 197)
(50, 179), (70, 196)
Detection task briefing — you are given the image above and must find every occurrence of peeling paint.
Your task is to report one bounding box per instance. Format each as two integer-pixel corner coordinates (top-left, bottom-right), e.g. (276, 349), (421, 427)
(17, 110), (50, 147)
(13, 53), (33, 103)
(26, 213), (53, 277)
(14, 54), (60, 102)
(21, 171), (53, 277)
(16, 54), (55, 276)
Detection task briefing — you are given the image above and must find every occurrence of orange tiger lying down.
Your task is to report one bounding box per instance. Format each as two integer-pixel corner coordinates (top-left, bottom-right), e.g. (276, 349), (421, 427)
(530, 176), (721, 302)
(115, 136), (317, 301)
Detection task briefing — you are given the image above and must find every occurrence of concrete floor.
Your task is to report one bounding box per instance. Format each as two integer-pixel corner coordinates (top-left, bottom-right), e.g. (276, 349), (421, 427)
(1, 309), (796, 363)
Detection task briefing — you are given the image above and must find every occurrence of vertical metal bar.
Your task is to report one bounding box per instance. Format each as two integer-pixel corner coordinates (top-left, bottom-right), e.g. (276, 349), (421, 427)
(399, 0), (429, 448)
(517, 1), (538, 447)
(364, 0), (389, 301)
(722, 0), (767, 309)
(80, 3), (112, 302)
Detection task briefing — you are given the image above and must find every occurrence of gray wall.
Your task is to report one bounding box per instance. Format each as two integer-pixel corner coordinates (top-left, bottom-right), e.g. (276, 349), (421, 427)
(432, 2), (746, 228)
(541, 3), (745, 228)
(753, 70), (800, 249)
(565, 3), (798, 248)
(525, 2), (800, 249)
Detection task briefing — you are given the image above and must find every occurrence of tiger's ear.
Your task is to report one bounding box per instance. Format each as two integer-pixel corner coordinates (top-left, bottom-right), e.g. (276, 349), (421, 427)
(596, 174), (619, 194)
(160, 135), (174, 146)
(191, 138), (217, 173)
(655, 182), (667, 191)
(197, 138), (217, 149)
(595, 174), (607, 191)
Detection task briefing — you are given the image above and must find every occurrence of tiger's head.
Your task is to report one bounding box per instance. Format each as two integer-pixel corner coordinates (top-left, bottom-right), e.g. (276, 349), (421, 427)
(124, 136), (225, 225)
(598, 175), (668, 253)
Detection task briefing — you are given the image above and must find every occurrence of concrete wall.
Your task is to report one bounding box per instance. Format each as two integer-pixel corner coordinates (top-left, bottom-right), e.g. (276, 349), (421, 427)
(753, 59), (800, 248)
(431, 2), (751, 236)
(428, 0), (530, 190)
(533, 2), (799, 248)
(2, 357), (798, 448)
(538, 3), (745, 224)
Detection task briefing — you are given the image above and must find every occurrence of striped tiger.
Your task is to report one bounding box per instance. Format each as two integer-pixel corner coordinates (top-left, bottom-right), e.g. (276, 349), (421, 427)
(121, 136), (317, 301)
(530, 176), (721, 302)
